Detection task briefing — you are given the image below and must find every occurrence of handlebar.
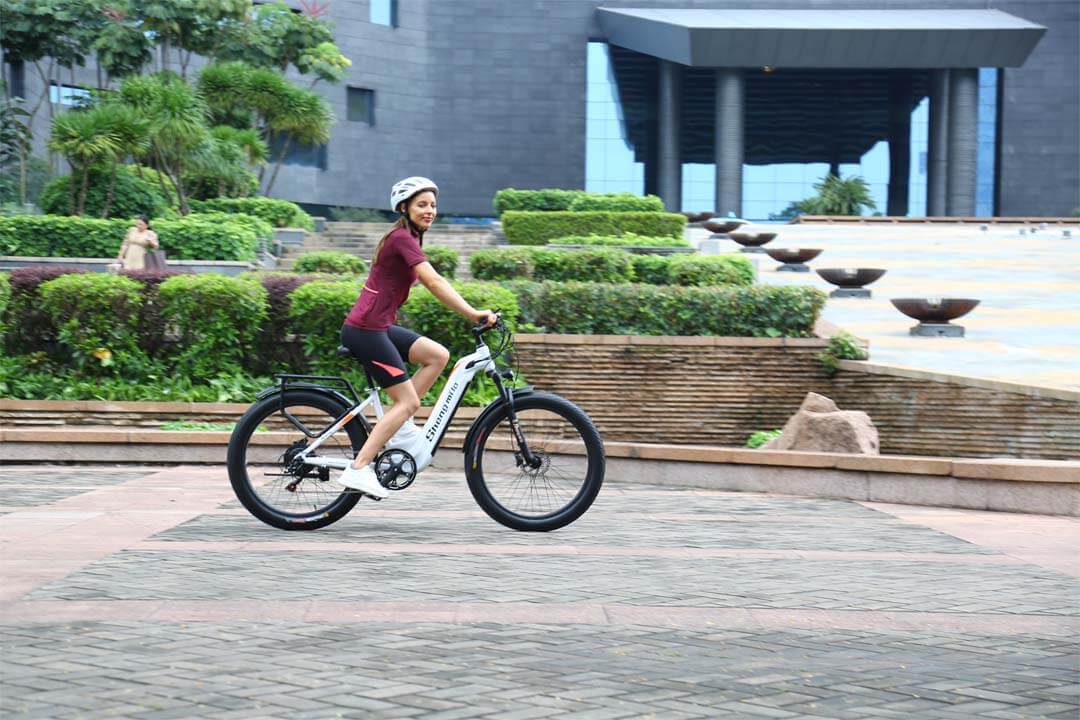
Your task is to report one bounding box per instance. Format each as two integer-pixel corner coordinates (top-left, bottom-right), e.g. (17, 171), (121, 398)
(471, 311), (504, 337)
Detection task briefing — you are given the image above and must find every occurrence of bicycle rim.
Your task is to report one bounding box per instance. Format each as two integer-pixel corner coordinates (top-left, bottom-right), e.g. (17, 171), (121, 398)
(230, 391), (364, 527)
(470, 394), (603, 530)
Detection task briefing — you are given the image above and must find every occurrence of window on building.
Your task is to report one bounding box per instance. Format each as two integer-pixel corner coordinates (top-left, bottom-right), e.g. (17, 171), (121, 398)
(269, 133), (328, 171)
(347, 87), (375, 125)
(371, 0), (397, 27)
(585, 42), (644, 195)
(49, 83), (91, 107)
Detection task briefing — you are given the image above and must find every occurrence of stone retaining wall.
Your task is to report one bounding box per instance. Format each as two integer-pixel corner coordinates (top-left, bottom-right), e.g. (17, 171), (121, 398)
(512, 335), (1080, 461)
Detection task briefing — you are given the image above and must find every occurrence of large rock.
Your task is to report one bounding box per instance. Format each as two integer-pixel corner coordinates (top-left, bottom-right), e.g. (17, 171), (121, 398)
(763, 392), (879, 454)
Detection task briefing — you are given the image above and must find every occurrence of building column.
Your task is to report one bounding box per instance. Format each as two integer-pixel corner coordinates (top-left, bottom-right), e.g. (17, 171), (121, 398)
(657, 59), (682, 211)
(887, 76), (912, 217)
(714, 68), (744, 217)
(927, 69), (949, 216)
(946, 68), (979, 216)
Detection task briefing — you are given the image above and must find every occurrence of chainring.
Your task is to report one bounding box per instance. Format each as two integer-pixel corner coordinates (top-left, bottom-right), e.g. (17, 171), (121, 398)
(374, 449), (417, 491)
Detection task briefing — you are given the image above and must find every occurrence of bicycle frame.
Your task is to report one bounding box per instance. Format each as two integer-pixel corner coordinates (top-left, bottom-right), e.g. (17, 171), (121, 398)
(293, 340), (497, 473)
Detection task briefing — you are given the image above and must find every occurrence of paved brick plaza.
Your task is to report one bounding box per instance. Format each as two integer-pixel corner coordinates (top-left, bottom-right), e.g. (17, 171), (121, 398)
(1, 465), (1078, 719)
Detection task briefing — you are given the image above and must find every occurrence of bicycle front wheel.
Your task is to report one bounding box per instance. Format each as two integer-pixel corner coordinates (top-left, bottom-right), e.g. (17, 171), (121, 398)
(465, 392), (604, 531)
(227, 389), (368, 531)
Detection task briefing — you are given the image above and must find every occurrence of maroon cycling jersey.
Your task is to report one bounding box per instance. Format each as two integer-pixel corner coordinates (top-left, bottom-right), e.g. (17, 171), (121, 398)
(344, 227), (428, 330)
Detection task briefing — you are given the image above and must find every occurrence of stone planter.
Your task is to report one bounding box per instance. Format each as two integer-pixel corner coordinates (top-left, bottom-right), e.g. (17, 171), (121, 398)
(816, 268), (887, 298)
(891, 298), (980, 337)
(764, 248), (823, 272)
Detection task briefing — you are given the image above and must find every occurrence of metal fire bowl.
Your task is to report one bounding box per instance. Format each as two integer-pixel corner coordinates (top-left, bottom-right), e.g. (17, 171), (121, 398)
(729, 231), (777, 247)
(890, 298), (980, 323)
(764, 248), (823, 264)
(816, 268), (887, 288)
(703, 219), (747, 233)
(684, 211), (714, 223)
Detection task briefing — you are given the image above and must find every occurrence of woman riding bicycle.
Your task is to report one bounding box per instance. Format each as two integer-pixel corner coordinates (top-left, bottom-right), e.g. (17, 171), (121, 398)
(337, 176), (495, 498)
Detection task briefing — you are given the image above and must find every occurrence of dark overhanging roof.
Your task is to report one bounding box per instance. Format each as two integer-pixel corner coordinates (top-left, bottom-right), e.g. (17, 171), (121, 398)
(597, 8), (1046, 68)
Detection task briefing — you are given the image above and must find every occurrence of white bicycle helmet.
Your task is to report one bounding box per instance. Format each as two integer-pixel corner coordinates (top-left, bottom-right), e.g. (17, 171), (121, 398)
(390, 176), (438, 212)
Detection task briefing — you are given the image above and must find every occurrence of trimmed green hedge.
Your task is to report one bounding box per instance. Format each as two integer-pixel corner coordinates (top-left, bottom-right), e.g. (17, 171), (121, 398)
(158, 274), (268, 379)
(509, 281), (825, 337)
(532, 248), (635, 283)
(189, 197), (314, 230)
(502, 211), (686, 245)
(38, 273), (147, 375)
(0, 215), (259, 261)
(293, 251), (367, 275)
(493, 189), (664, 215)
(493, 188), (585, 214)
(550, 233), (690, 248)
(566, 193), (664, 213)
(471, 247), (753, 287)
(424, 245), (458, 279)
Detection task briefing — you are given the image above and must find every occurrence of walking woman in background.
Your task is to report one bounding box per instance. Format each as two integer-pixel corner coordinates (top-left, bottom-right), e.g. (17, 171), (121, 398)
(336, 177), (495, 498)
(117, 215), (159, 270)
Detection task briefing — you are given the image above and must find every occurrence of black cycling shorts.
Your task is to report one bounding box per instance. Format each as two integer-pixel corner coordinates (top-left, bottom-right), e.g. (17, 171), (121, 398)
(340, 324), (421, 388)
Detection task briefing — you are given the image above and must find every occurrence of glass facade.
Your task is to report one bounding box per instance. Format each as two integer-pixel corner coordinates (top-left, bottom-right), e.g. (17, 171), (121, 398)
(370, 0), (398, 27)
(585, 43), (999, 219)
(976, 68), (999, 216)
(585, 43), (643, 194)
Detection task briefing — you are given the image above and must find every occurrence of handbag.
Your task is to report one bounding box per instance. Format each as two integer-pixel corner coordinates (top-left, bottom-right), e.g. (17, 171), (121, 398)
(146, 249), (167, 270)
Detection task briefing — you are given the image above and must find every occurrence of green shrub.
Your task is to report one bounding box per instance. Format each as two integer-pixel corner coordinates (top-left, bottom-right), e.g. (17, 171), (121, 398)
(550, 232), (690, 248)
(507, 282), (825, 337)
(665, 254), (755, 287)
(186, 211), (274, 244)
(189, 197), (313, 230)
(531, 247), (635, 283)
(817, 330), (869, 375)
(158, 274), (268, 379)
(0, 215), (259, 261)
(746, 429), (782, 448)
(493, 188), (585, 215)
(629, 254), (671, 285)
(400, 282), (519, 361)
(329, 206), (392, 222)
(293, 251), (367, 275)
(153, 216), (259, 261)
(182, 168), (259, 201)
(566, 193), (665, 213)
(287, 279), (363, 374)
(470, 247), (536, 281)
(502, 211), (686, 245)
(0, 215), (125, 258)
(38, 273), (147, 375)
(424, 245), (458, 279)
(38, 165), (171, 219)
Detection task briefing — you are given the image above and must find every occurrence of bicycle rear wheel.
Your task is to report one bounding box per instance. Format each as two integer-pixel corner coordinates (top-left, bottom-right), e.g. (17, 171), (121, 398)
(465, 392), (604, 531)
(227, 389), (368, 530)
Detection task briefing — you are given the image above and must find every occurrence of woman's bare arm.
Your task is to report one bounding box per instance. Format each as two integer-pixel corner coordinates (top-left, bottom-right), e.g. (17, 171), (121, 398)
(415, 262), (491, 323)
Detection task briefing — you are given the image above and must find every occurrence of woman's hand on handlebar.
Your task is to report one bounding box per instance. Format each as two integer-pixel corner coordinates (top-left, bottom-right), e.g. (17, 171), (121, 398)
(473, 309), (498, 327)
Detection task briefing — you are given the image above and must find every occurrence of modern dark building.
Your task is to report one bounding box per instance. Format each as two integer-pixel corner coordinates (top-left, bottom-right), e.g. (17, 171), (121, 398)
(6, 1), (1079, 218)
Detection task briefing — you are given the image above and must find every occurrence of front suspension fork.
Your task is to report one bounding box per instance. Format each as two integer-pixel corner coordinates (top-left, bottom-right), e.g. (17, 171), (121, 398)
(491, 370), (541, 469)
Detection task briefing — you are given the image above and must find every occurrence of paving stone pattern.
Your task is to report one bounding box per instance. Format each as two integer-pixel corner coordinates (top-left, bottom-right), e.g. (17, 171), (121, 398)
(2, 622), (1078, 719)
(0, 467), (151, 511)
(1, 465), (1078, 719)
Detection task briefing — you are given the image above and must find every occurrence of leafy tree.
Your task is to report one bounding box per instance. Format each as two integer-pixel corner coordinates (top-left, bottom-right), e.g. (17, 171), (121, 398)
(92, 3), (155, 81)
(216, 1), (350, 86)
(262, 86), (332, 194)
(47, 106), (124, 214)
(136, 0), (248, 78)
(0, 91), (33, 204)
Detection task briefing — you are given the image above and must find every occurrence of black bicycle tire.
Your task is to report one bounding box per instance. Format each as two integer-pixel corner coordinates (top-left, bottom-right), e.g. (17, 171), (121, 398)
(227, 389), (367, 531)
(465, 392), (605, 532)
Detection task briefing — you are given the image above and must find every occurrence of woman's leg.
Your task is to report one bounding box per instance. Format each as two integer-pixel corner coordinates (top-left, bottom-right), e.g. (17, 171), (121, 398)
(407, 337), (450, 399)
(352, 380), (420, 468)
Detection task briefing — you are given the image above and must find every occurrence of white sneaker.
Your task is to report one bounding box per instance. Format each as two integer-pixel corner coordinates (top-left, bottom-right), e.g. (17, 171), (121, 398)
(384, 419), (422, 451)
(336, 464), (389, 499)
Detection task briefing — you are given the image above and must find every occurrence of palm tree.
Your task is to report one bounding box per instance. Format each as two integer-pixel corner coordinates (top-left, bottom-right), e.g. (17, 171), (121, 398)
(119, 73), (210, 214)
(48, 108), (123, 215)
(263, 87), (332, 195)
(97, 102), (150, 217)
